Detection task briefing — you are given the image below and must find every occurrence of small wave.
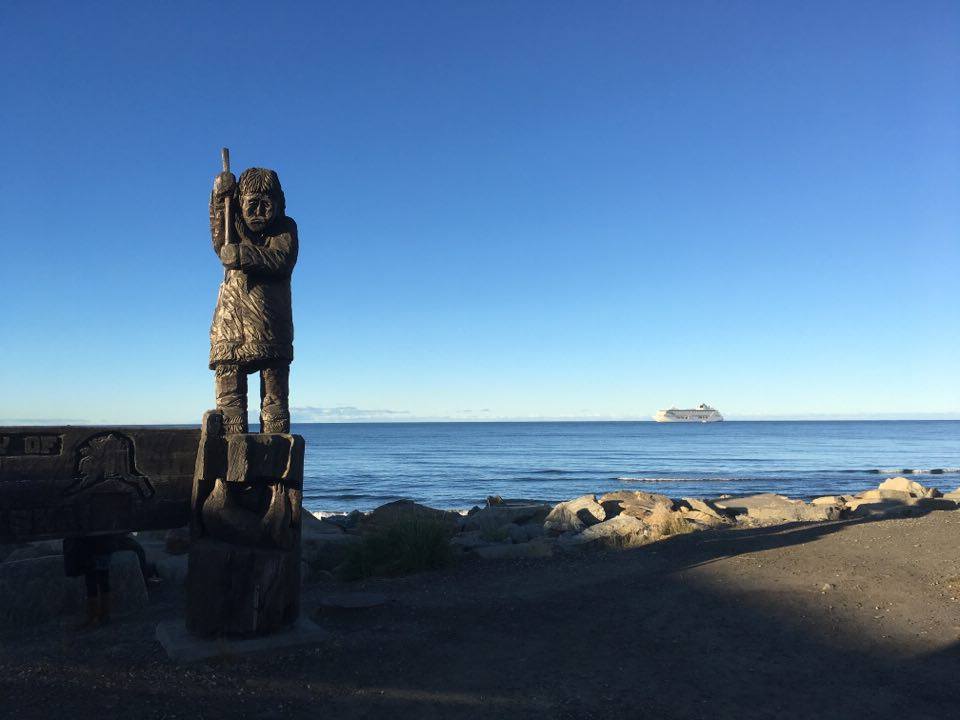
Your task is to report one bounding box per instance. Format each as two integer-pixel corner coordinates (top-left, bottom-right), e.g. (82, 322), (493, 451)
(615, 476), (740, 484)
(866, 468), (960, 475)
(530, 468), (597, 475)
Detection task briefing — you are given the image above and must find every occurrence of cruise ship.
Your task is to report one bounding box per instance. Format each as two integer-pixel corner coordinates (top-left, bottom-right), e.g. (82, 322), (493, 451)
(653, 404), (723, 423)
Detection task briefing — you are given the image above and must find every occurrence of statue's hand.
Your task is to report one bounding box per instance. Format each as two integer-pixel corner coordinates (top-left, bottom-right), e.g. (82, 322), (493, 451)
(219, 243), (241, 268)
(214, 171), (236, 198)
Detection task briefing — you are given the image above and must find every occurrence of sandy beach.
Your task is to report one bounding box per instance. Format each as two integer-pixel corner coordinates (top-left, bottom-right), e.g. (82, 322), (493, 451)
(3, 504), (960, 720)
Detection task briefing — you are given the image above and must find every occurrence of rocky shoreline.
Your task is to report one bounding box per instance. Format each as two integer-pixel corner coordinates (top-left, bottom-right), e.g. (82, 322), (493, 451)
(3, 475), (958, 632)
(298, 474), (960, 575)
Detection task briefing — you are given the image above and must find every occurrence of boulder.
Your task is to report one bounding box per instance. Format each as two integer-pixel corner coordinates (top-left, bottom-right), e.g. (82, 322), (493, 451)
(164, 527), (191, 555)
(680, 509), (729, 529)
(848, 496), (957, 518)
(0, 551), (147, 630)
(301, 516), (362, 574)
(543, 495), (606, 534)
(677, 498), (730, 521)
(508, 522), (545, 544)
(598, 491), (673, 520)
(358, 500), (461, 534)
(303, 511), (349, 536)
(573, 514), (649, 548)
(461, 501), (551, 532)
(713, 494), (841, 523)
(811, 495), (848, 507)
(450, 531), (491, 550)
(878, 476), (940, 498)
(321, 509), (365, 529)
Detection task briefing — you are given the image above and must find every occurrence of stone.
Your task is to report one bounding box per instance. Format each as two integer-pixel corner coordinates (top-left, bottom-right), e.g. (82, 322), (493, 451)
(575, 514), (649, 548)
(0, 426), (199, 543)
(450, 531), (491, 550)
(186, 412), (305, 637)
(682, 510), (729, 529)
(0, 551), (147, 630)
(713, 494), (841, 523)
(301, 522), (362, 574)
(508, 522), (545, 544)
(358, 500), (462, 535)
(164, 527), (191, 555)
(471, 538), (554, 559)
(811, 495), (848, 506)
(878, 476), (940, 498)
(678, 497), (730, 520)
(156, 617), (327, 663)
(303, 512), (348, 536)
(543, 495), (606, 534)
(209, 153), (297, 434)
(322, 510), (364, 529)
(461, 501), (551, 532)
(848, 496), (957, 518)
(599, 490), (673, 520)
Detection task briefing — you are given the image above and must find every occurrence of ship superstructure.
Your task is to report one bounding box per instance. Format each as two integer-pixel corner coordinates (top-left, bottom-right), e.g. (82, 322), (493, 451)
(653, 404), (723, 423)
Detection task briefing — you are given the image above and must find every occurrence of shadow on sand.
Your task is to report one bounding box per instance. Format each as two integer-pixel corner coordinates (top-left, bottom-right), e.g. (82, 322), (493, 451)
(1, 509), (958, 720)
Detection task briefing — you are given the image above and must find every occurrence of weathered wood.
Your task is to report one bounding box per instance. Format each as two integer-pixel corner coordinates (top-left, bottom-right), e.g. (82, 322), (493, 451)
(186, 411), (303, 637)
(0, 426), (199, 542)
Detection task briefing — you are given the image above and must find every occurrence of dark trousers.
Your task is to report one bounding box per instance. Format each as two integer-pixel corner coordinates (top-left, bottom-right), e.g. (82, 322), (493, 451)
(215, 363), (290, 434)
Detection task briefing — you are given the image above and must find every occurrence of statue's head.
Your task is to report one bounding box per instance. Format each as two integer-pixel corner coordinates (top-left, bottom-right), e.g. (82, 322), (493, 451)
(238, 168), (286, 233)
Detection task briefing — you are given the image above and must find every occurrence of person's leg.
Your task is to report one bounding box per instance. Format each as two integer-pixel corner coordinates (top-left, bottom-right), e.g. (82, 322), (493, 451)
(78, 571), (99, 627)
(215, 364), (248, 433)
(260, 363), (290, 433)
(94, 555), (112, 624)
(115, 535), (151, 582)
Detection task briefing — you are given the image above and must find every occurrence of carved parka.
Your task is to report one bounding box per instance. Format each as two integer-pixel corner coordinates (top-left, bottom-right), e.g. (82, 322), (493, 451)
(208, 191), (297, 370)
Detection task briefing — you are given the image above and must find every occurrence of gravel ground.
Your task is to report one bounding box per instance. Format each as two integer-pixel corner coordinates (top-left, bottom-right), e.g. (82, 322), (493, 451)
(2, 510), (960, 720)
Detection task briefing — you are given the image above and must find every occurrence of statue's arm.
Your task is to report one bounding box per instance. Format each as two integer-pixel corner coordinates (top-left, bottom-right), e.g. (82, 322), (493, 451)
(209, 174), (237, 256)
(231, 222), (299, 276)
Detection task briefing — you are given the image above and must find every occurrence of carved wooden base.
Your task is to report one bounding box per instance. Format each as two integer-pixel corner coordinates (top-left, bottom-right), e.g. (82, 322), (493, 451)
(185, 410), (304, 638)
(185, 538), (300, 637)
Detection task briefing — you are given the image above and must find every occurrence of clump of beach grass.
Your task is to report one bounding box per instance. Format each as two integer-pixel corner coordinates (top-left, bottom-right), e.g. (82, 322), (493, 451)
(340, 517), (455, 580)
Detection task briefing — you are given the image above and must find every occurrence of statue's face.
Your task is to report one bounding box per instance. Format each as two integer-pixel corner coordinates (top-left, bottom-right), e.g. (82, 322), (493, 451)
(241, 192), (277, 232)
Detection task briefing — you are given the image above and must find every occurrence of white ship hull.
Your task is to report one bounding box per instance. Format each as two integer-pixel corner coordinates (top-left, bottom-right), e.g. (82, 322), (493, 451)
(654, 405), (723, 423)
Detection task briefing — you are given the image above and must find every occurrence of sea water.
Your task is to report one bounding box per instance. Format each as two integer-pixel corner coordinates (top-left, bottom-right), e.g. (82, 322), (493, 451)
(297, 420), (960, 513)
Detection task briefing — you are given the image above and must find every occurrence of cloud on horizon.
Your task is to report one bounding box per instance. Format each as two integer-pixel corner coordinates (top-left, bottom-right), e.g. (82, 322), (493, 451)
(291, 406), (411, 422)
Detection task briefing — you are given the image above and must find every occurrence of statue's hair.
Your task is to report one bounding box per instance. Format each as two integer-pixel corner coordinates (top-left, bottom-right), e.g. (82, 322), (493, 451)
(238, 167), (286, 216)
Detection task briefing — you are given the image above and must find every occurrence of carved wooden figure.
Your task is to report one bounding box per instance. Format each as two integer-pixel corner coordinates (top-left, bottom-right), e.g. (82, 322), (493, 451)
(209, 149), (298, 435)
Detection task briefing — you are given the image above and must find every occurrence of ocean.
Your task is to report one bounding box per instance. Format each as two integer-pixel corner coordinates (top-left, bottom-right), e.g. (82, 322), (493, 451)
(297, 420), (960, 514)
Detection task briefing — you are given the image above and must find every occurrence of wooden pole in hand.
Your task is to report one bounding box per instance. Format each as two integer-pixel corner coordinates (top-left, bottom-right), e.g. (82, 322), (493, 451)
(221, 147), (232, 243)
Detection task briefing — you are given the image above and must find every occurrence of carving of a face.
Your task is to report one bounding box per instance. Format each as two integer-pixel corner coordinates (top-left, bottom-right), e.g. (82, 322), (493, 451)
(241, 192), (277, 232)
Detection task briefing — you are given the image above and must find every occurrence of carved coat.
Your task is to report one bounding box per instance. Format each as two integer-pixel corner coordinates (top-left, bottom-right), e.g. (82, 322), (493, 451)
(208, 191), (298, 370)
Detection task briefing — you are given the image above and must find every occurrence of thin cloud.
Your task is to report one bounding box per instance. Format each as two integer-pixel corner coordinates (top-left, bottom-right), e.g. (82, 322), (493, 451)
(291, 406), (411, 422)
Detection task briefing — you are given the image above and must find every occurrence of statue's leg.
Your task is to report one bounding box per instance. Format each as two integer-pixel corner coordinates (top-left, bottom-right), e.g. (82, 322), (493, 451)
(260, 363), (290, 433)
(215, 364), (248, 434)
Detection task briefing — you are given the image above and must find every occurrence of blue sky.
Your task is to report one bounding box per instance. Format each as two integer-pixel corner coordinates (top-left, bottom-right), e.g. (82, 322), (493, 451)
(1, 1), (957, 423)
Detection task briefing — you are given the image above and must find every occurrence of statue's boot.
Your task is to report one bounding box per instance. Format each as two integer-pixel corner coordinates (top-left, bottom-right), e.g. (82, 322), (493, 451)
(260, 404), (290, 434)
(260, 365), (290, 433)
(216, 365), (249, 434)
(221, 409), (249, 435)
